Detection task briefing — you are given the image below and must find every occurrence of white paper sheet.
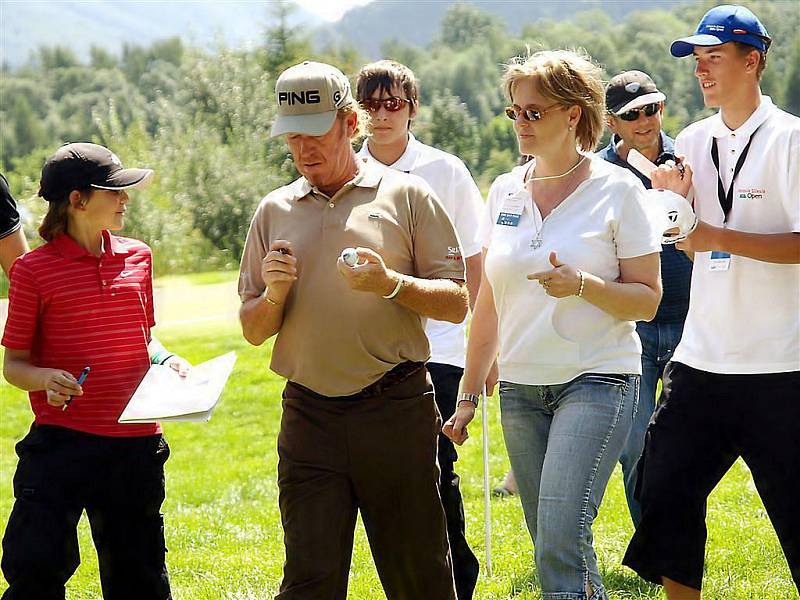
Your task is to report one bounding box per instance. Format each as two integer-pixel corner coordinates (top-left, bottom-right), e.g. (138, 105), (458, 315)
(118, 351), (237, 423)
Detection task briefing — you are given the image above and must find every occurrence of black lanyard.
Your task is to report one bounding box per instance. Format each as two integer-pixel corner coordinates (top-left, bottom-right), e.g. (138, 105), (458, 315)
(710, 125), (761, 222)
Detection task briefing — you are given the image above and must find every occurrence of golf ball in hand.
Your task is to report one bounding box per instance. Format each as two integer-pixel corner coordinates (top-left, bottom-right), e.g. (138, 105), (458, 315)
(341, 247), (358, 266)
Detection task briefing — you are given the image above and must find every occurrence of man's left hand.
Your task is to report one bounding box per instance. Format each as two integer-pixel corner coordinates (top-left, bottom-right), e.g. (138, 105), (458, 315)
(676, 219), (722, 254)
(337, 247), (397, 295)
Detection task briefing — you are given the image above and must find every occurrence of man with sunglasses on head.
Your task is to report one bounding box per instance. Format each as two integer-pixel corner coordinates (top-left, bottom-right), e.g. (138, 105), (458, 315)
(597, 71), (693, 528)
(623, 5), (800, 598)
(354, 60), (483, 600)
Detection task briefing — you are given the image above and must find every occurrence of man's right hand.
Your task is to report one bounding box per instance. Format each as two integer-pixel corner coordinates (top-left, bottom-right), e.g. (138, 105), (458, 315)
(652, 157), (693, 198)
(43, 369), (82, 407)
(260, 240), (297, 303)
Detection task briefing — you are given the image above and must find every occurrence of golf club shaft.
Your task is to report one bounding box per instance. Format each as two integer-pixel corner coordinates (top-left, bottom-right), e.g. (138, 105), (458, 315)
(482, 385), (493, 577)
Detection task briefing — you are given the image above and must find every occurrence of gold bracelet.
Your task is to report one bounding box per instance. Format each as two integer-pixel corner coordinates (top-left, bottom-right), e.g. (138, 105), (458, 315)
(263, 290), (282, 305)
(576, 270), (585, 297)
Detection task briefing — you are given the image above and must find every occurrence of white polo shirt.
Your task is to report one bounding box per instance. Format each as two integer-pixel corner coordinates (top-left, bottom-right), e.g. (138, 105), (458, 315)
(358, 134), (484, 368)
(480, 157), (661, 385)
(671, 96), (800, 374)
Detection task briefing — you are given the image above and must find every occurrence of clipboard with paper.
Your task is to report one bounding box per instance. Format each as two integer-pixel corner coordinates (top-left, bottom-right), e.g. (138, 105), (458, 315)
(118, 352), (237, 423)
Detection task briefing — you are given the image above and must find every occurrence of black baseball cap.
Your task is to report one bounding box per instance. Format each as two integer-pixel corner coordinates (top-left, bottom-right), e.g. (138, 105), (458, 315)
(38, 142), (154, 202)
(605, 71), (666, 116)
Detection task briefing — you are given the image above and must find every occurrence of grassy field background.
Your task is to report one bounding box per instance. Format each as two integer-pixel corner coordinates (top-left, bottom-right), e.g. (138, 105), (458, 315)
(0, 272), (795, 599)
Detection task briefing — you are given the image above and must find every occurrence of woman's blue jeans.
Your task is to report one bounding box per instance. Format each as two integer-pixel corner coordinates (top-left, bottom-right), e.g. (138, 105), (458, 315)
(499, 373), (638, 600)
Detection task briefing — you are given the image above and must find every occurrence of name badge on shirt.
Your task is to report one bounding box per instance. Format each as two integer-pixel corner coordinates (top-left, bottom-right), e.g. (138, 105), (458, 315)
(709, 251), (731, 271)
(497, 191), (526, 227)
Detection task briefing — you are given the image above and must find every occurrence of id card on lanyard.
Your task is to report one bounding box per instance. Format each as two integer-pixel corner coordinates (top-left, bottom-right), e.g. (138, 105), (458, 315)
(708, 125), (762, 272)
(497, 190), (526, 226)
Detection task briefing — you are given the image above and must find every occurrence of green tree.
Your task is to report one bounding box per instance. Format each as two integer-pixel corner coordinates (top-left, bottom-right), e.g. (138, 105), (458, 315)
(90, 46), (118, 69)
(784, 39), (800, 117)
(439, 4), (503, 51)
(262, 0), (311, 76)
(415, 90), (481, 169)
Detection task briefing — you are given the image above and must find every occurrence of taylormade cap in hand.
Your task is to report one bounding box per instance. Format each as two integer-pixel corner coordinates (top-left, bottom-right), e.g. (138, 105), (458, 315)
(270, 61), (354, 138)
(38, 142), (154, 201)
(671, 5), (771, 58)
(606, 71), (666, 115)
(645, 188), (698, 244)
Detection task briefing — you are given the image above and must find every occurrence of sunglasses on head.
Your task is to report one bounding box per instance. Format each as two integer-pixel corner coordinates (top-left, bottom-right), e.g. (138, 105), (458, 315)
(360, 97), (410, 113)
(616, 103), (660, 122)
(505, 104), (561, 122)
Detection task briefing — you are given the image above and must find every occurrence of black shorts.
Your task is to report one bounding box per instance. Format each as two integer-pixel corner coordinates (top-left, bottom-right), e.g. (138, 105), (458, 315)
(623, 362), (800, 591)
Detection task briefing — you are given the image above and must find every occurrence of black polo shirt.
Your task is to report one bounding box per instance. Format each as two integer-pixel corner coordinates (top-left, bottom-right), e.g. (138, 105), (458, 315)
(1, 173), (22, 240)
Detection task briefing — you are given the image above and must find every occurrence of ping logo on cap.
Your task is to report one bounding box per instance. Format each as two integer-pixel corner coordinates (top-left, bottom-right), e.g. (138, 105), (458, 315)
(625, 82), (641, 93)
(278, 90), (321, 105)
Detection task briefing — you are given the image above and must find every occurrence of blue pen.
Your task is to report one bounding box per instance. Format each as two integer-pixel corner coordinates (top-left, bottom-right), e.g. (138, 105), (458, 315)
(63, 366), (90, 411)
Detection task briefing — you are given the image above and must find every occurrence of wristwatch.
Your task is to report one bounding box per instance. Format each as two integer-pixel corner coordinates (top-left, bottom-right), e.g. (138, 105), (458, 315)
(457, 392), (479, 408)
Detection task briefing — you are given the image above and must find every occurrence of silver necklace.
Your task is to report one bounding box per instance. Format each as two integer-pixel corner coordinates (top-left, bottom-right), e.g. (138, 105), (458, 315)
(526, 154), (586, 182)
(530, 210), (543, 250)
(526, 154), (586, 249)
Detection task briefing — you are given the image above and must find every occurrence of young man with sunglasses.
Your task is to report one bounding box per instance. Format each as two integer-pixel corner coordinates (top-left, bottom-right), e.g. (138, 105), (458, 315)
(355, 60), (483, 600)
(597, 71), (693, 528)
(623, 5), (800, 597)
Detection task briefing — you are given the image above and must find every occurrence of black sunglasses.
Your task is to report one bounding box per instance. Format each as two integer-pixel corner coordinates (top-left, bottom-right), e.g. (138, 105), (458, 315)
(360, 97), (411, 113)
(616, 103), (660, 122)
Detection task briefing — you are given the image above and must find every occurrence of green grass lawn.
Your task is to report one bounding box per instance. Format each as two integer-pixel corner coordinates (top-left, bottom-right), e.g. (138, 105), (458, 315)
(0, 274), (795, 599)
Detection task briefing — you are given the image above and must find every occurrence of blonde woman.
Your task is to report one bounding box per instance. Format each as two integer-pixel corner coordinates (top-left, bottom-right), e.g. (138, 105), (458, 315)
(444, 50), (662, 599)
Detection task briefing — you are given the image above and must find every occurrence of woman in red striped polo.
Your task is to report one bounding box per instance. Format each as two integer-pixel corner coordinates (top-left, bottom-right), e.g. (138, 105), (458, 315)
(1, 143), (188, 600)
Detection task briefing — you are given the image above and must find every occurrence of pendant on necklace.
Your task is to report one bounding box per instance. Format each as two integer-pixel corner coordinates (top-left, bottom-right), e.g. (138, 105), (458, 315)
(530, 237), (543, 250)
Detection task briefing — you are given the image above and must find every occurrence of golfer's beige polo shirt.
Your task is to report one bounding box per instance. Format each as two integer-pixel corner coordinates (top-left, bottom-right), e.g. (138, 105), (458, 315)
(239, 161), (466, 396)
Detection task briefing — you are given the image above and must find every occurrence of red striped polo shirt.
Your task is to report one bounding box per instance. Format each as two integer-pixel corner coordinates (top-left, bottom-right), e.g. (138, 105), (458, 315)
(2, 231), (160, 437)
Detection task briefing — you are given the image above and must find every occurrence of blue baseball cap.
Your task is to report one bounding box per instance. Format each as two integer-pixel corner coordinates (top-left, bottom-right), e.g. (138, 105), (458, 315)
(671, 5), (771, 58)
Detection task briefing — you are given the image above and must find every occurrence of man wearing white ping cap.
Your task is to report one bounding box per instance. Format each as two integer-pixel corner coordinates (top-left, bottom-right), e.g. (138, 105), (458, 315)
(239, 61), (467, 599)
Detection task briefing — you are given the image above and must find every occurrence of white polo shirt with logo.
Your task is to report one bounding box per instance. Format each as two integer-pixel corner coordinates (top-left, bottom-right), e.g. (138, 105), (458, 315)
(479, 157), (661, 385)
(671, 96), (800, 374)
(358, 134), (484, 368)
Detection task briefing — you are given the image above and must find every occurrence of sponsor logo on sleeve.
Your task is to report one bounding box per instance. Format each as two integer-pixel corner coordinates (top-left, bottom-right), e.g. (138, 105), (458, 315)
(446, 246), (463, 261)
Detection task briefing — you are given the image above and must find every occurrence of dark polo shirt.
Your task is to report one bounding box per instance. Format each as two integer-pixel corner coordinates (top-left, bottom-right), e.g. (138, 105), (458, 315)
(598, 132), (693, 323)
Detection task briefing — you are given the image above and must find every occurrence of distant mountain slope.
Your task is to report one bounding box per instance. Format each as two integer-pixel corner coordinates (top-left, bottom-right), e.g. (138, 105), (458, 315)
(0, 0), (322, 68)
(317, 0), (691, 58)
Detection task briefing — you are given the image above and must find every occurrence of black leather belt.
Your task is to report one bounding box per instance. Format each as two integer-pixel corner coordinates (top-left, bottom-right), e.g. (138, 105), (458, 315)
(289, 361), (425, 401)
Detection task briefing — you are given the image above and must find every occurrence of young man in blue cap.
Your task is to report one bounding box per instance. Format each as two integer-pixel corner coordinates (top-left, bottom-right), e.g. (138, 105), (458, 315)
(623, 5), (800, 598)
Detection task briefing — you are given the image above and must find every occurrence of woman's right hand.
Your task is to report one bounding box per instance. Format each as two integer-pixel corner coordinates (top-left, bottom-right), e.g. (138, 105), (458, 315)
(42, 369), (82, 407)
(443, 403), (476, 446)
